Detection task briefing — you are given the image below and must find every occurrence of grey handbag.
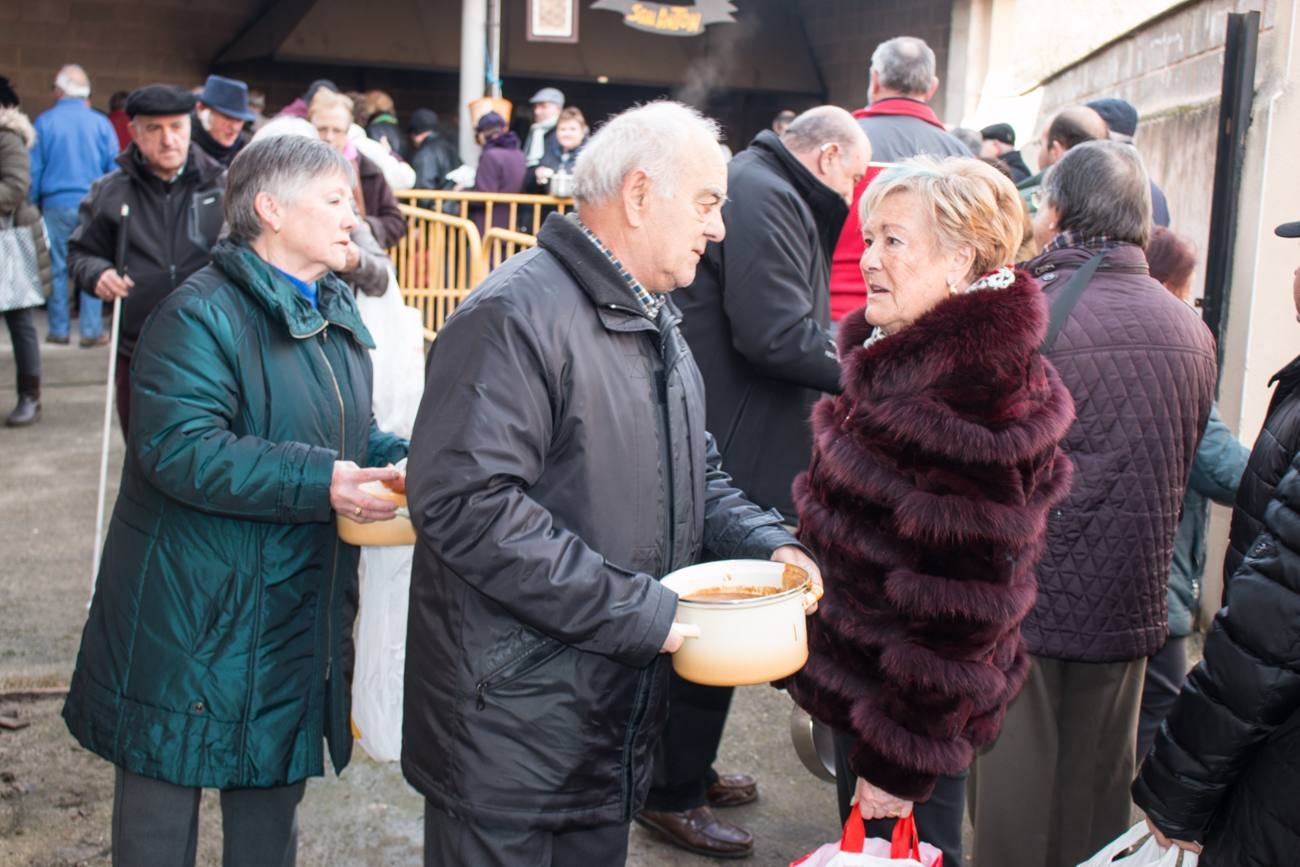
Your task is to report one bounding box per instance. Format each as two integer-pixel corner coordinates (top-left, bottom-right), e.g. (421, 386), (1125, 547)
(0, 213), (45, 313)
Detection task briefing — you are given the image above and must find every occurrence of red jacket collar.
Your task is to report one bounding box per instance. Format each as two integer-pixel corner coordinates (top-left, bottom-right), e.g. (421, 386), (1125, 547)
(853, 98), (946, 131)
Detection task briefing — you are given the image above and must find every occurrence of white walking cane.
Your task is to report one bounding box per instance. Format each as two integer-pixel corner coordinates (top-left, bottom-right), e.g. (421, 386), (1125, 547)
(90, 203), (129, 599)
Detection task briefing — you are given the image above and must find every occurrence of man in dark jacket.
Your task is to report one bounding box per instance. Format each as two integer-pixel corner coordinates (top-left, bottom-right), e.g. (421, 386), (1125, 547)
(191, 74), (254, 167)
(1132, 221), (1300, 864)
(829, 36), (970, 322)
(1086, 97), (1172, 227)
(68, 84), (226, 435)
(978, 122), (1031, 182)
(1220, 228), (1300, 586)
(635, 108), (864, 859)
(407, 108), (460, 193)
(969, 141), (1217, 867)
(403, 101), (820, 866)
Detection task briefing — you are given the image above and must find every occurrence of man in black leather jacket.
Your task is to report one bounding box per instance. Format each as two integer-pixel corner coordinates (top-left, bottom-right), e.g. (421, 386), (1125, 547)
(407, 108), (460, 193)
(403, 101), (821, 867)
(1133, 219), (1300, 865)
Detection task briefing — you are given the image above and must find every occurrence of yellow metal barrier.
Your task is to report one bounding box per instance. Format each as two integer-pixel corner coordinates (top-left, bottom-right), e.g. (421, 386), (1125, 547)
(395, 189), (573, 237)
(389, 205), (485, 342)
(389, 193), (568, 340)
(481, 227), (539, 271)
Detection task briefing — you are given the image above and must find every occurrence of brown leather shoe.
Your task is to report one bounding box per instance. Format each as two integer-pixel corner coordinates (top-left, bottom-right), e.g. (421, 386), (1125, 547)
(79, 333), (111, 348)
(636, 806), (753, 859)
(706, 773), (758, 807)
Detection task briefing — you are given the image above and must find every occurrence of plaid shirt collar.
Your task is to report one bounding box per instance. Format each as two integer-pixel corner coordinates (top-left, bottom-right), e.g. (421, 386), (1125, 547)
(1044, 229), (1125, 254)
(575, 218), (665, 318)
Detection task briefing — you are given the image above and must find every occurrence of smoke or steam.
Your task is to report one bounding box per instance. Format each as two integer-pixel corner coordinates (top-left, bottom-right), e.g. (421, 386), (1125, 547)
(672, 13), (758, 111)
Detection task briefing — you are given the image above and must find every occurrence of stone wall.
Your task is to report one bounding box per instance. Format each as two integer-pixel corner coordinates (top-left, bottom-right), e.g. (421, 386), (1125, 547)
(1, 0), (263, 114)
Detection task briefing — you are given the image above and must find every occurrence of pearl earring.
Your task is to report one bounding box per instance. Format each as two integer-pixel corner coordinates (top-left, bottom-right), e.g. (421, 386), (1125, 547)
(948, 279), (959, 296)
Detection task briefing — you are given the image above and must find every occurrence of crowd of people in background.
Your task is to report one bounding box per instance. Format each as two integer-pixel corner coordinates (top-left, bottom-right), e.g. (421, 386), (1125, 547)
(0, 26), (1297, 867)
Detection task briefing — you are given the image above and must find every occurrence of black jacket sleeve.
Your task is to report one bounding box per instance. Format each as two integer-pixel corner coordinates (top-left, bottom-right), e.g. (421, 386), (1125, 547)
(700, 430), (801, 559)
(1133, 450), (1300, 841)
(719, 187), (841, 394)
(406, 295), (677, 667)
(66, 173), (120, 295)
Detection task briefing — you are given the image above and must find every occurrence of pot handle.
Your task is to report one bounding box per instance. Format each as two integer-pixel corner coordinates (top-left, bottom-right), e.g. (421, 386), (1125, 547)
(674, 623), (702, 639)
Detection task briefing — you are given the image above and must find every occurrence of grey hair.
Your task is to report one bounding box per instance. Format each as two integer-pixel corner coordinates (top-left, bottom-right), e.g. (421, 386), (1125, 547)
(870, 36), (937, 97)
(781, 106), (866, 156)
(572, 101), (721, 206)
(224, 135), (354, 242)
(1041, 139), (1152, 247)
(55, 64), (90, 99)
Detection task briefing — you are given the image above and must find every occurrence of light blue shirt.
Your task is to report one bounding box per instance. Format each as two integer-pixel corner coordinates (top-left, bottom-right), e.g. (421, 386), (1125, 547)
(29, 98), (119, 210)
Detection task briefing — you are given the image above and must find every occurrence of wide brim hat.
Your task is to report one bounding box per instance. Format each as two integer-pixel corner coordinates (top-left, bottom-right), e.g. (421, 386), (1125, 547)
(197, 74), (255, 122)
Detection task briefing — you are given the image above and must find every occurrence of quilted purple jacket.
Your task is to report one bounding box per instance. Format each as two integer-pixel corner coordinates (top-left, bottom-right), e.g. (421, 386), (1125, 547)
(1022, 243), (1216, 662)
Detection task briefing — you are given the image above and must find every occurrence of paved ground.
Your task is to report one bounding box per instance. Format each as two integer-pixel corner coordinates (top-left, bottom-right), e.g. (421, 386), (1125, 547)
(0, 312), (844, 866)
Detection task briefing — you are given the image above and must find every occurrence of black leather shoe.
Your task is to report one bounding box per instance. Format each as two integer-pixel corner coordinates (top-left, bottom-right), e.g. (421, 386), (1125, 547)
(5, 395), (40, 427)
(707, 773), (758, 807)
(635, 806), (753, 859)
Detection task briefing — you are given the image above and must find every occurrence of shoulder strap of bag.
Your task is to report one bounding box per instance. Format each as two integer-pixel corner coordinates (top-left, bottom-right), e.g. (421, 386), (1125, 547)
(1039, 252), (1104, 353)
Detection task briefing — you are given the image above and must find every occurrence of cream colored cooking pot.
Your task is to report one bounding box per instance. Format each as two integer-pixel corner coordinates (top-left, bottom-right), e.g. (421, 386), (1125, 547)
(661, 559), (816, 687)
(336, 481), (416, 547)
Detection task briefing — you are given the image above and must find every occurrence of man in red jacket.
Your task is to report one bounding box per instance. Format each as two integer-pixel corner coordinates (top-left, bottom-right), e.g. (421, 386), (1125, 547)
(828, 35), (970, 323)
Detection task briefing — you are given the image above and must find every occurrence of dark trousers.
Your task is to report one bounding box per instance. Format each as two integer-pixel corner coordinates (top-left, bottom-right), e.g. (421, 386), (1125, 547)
(832, 730), (965, 866)
(969, 655), (1146, 867)
(1137, 635), (1189, 764)
(114, 353), (131, 437)
(643, 672), (733, 811)
(111, 766), (305, 867)
(423, 802), (630, 867)
(4, 307), (41, 388)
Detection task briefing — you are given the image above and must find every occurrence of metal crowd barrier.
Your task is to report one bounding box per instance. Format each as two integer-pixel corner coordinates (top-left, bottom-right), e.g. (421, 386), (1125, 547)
(388, 192), (569, 341)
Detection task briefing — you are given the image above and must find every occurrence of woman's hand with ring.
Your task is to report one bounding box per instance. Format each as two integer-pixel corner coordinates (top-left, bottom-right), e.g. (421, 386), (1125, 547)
(851, 777), (912, 820)
(330, 461), (401, 523)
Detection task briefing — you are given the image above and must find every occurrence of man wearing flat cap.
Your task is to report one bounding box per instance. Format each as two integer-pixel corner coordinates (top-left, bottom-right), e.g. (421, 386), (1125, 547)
(192, 74), (254, 167)
(979, 122), (1032, 182)
(67, 83), (226, 435)
(523, 86), (565, 183)
(1087, 97), (1171, 227)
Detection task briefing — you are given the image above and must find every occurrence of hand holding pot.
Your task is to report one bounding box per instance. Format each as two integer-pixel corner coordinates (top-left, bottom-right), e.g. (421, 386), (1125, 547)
(659, 621), (700, 654)
(772, 545), (823, 613)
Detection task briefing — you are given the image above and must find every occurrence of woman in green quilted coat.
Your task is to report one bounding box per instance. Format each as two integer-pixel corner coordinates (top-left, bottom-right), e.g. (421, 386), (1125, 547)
(63, 135), (408, 867)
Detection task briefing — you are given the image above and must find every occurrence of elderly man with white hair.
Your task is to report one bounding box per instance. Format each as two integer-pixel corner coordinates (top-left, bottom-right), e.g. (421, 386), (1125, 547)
(29, 63), (119, 346)
(402, 101), (821, 866)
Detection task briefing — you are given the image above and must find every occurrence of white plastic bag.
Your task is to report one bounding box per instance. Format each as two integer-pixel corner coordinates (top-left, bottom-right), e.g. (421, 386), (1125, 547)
(1077, 822), (1200, 867)
(350, 543), (413, 762)
(354, 268), (425, 440)
(791, 810), (941, 867)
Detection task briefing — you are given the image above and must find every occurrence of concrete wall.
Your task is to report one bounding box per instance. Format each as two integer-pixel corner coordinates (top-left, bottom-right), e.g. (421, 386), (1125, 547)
(797, 0), (958, 119)
(1, 0), (263, 115)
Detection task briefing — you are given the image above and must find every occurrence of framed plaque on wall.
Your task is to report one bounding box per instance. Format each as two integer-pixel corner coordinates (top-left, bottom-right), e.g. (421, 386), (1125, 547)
(527, 0), (580, 43)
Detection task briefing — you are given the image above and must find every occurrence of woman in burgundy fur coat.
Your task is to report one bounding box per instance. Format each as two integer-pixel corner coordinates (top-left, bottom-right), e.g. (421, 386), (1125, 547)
(786, 157), (1075, 861)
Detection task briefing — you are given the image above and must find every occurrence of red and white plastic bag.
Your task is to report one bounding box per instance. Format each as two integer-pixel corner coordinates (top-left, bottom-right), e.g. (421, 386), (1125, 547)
(791, 808), (943, 867)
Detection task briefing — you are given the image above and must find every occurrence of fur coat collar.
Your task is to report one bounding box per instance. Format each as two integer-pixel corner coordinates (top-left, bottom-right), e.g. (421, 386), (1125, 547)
(787, 269), (1075, 802)
(0, 107), (35, 148)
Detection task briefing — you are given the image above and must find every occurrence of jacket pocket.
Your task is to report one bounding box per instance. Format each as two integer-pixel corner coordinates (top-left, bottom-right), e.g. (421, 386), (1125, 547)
(188, 189), (225, 251)
(474, 637), (566, 710)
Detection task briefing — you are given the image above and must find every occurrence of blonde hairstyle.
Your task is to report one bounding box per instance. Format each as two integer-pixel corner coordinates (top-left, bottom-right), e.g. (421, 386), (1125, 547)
(859, 156), (1024, 278)
(308, 90), (355, 122)
(558, 106), (587, 131)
